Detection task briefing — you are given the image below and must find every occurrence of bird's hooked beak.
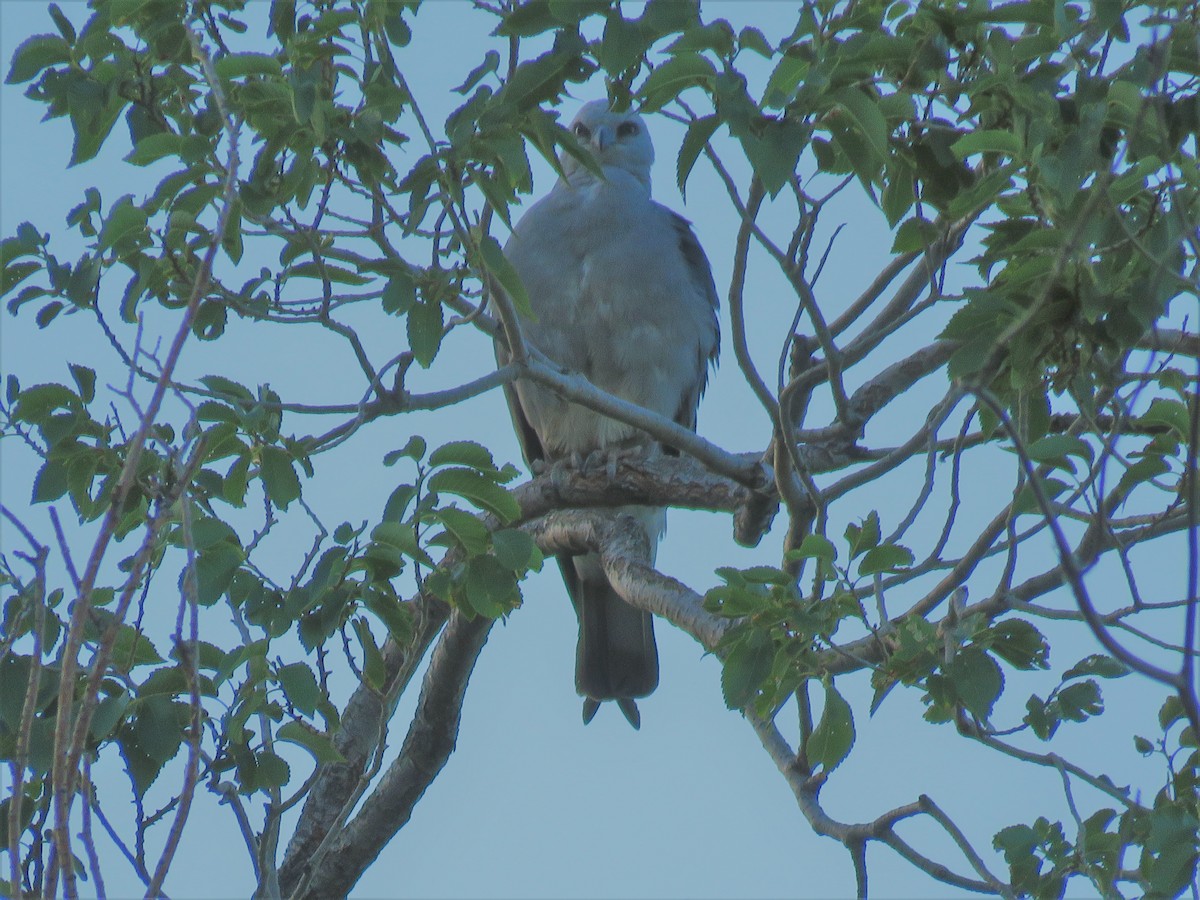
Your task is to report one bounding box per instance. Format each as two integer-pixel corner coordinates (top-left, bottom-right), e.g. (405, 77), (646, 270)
(590, 124), (613, 152)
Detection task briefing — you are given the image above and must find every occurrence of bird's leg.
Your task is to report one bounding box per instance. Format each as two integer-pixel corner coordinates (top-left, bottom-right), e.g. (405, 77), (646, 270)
(538, 453), (586, 493)
(579, 442), (659, 480)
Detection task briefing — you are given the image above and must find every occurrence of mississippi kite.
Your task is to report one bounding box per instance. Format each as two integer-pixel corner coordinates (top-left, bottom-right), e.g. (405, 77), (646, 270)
(497, 101), (719, 728)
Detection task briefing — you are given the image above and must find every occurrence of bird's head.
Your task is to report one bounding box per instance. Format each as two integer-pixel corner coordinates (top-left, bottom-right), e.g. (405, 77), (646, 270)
(561, 100), (654, 190)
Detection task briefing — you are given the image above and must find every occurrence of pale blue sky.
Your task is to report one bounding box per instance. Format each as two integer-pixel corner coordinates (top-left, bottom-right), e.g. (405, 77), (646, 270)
(0, 3), (1185, 898)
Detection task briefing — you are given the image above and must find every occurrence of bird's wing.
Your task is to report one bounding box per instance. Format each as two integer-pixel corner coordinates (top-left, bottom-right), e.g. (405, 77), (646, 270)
(495, 340), (546, 469)
(666, 210), (721, 437)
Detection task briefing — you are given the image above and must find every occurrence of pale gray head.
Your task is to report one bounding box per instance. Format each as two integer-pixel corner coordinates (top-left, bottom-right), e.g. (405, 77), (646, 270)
(561, 100), (654, 190)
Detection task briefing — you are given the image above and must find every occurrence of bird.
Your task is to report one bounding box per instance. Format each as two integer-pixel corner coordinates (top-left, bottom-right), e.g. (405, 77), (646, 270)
(495, 100), (720, 728)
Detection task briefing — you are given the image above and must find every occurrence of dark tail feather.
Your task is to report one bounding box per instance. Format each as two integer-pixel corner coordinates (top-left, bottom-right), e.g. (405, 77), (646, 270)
(575, 574), (658, 709)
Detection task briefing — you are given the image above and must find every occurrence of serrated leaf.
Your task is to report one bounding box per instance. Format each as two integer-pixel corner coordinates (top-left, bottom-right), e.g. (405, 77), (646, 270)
(951, 129), (1023, 159)
(738, 26), (773, 58)
(371, 521), (434, 567)
(381, 270), (416, 316)
(1013, 475), (1068, 516)
(429, 440), (496, 471)
(808, 679), (855, 771)
(829, 87), (889, 164)
(277, 721), (345, 763)
(983, 619), (1050, 670)
(6, 34), (70, 84)
(194, 542), (243, 606)
(1057, 680), (1103, 721)
(435, 506), (490, 555)
(786, 534), (837, 562)
(676, 114), (719, 197)
(215, 52), (282, 80)
(720, 630), (773, 709)
(260, 447), (301, 510)
(276, 662), (321, 717)
(352, 617), (386, 690)
(1063, 654), (1128, 681)
(428, 467), (520, 523)
(384, 441), (425, 471)
(407, 299), (444, 368)
(636, 53), (716, 112)
(858, 543), (914, 576)
(364, 588), (413, 645)
(32, 460), (69, 503)
(68, 364), (96, 404)
(255, 750), (291, 789)
(199, 374), (255, 403)
(478, 233), (533, 319)
(846, 511), (880, 558)
(945, 647), (1003, 721)
(491, 528), (539, 572)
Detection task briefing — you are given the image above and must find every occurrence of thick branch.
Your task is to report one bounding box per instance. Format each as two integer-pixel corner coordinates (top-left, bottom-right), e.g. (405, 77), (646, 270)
(287, 611), (491, 899)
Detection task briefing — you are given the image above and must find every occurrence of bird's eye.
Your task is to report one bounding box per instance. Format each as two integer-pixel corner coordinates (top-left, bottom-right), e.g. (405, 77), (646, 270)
(617, 121), (639, 138)
(573, 122), (592, 140)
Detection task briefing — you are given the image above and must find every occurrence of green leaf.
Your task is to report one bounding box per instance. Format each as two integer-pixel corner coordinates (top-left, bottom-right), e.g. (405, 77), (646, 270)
(260, 446), (301, 510)
(215, 52), (282, 80)
(497, 0), (559, 37)
(453, 49), (501, 94)
(808, 679), (855, 772)
(720, 629), (773, 709)
(676, 114), (720, 197)
(1062, 655), (1128, 680)
(945, 647), (1003, 721)
(478, 233), (533, 319)
(109, 624), (164, 672)
(194, 542), (243, 606)
(98, 196), (148, 256)
(1140, 398), (1189, 440)
(636, 53), (716, 112)
(353, 617), (386, 689)
(952, 129), (1023, 159)
(764, 48), (807, 107)
(738, 26), (772, 58)
(277, 721), (345, 763)
(389, 435), (427, 463)
(1013, 475), (1068, 516)
(407, 299), (444, 368)
(6, 34), (70, 84)
(428, 467), (520, 523)
(597, 11), (654, 74)
(90, 690), (130, 742)
(381, 270), (416, 316)
(829, 87), (889, 165)
(276, 662), (322, 717)
(289, 261), (371, 285)
(364, 587), (413, 645)
(786, 534), (836, 562)
(429, 440), (497, 471)
(371, 521), (434, 568)
(461, 554), (520, 617)
(741, 117), (806, 197)
(983, 619), (1050, 671)
(435, 506), (490, 555)
(845, 511), (880, 559)
(255, 751), (291, 789)
(32, 460), (69, 503)
(200, 375), (255, 404)
(1057, 679), (1103, 721)
(891, 215), (940, 253)
(858, 543), (914, 576)
(491, 529), (539, 572)
(1023, 433), (1093, 472)
(68, 364), (96, 404)
(134, 696), (183, 764)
